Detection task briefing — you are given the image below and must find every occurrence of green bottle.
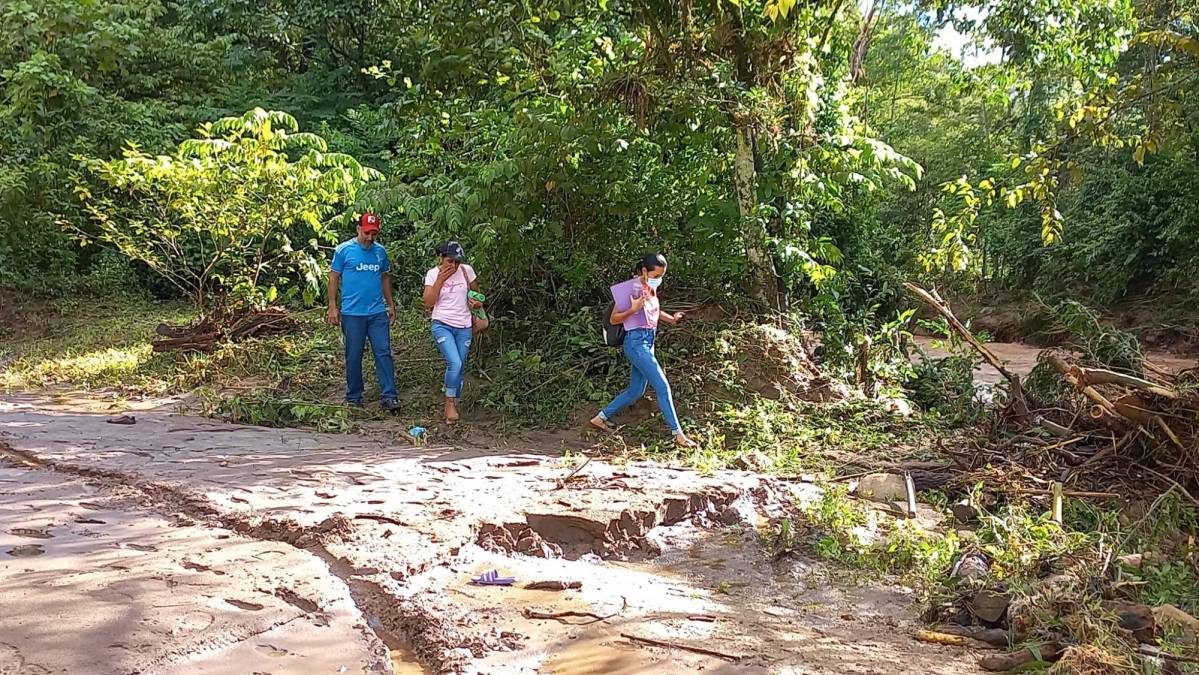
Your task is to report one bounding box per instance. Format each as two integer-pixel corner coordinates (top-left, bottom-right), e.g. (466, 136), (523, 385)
(468, 290), (487, 320)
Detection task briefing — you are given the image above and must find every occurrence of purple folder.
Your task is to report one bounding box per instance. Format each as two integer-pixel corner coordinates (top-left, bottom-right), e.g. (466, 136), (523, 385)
(610, 277), (648, 331)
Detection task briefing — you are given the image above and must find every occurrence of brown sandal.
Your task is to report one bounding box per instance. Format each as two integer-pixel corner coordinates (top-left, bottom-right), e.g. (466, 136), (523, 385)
(588, 417), (612, 433)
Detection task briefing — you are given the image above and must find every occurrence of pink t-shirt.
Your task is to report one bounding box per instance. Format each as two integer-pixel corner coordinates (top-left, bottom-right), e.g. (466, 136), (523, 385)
(641, 286), (660, 329)
(424, 264), (477, 329)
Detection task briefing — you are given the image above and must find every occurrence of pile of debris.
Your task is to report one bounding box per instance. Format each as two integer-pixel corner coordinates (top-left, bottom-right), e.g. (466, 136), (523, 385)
(902, 284), (1199, 672)
(152, 307), (295, 352)
(918, 555), (1199, 672)
(907, 283), (1199, 503)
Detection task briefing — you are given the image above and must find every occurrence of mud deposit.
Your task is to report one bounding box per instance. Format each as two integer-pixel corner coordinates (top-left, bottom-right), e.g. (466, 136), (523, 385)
(0, 394), (980, 673)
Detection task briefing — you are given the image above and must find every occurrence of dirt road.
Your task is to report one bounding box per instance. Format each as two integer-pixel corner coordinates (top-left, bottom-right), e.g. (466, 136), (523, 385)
(0, 393), (980, 674)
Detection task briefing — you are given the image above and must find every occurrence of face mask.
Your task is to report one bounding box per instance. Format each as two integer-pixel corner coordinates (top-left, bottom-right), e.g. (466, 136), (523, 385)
(646, 277), (663, 290)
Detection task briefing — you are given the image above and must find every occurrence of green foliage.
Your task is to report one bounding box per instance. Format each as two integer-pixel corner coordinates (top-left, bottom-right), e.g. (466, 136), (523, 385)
(78, 109), (381, 312)
(802, 484), (960, 591)
(201, 390), (360, 433)
(0, 0), (246, 293)
(1049, 300), (1143, 372)
(975, 502), (1093, 580)
(477, 308), (621, 424)
(1139, 561), (1199, 613)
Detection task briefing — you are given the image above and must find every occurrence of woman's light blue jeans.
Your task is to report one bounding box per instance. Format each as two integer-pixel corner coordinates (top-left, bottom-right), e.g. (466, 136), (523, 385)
(432, 320), (472, 399)
(599, 328), (682, 434)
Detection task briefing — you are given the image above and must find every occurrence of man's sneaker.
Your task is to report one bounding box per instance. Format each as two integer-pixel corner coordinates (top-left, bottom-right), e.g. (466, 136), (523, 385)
(345, 400), (365, 409)
(381, 399), (401, 413)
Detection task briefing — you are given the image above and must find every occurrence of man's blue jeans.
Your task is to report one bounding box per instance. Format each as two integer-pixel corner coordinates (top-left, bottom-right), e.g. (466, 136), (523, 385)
(600, 328), (682, 434)
(342, 312), (397, 403)
(432, 320), (472, 399)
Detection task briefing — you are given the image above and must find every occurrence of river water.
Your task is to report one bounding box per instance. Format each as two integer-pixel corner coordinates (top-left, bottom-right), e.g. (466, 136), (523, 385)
(911, 337), (1196, 385)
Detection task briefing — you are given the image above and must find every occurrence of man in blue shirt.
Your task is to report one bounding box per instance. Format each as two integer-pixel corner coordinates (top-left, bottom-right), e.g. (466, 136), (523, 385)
(327, 212), (399, 410)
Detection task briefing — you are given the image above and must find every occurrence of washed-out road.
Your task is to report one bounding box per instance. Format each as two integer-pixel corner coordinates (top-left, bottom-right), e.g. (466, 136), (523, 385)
(0, 393), (980, 674)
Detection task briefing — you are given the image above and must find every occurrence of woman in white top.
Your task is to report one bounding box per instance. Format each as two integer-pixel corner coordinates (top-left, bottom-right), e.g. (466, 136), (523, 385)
(421, 241), (482, 422)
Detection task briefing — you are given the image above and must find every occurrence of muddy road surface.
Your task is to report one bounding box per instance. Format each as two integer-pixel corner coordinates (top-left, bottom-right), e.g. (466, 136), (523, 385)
(0, 393), (979, 674)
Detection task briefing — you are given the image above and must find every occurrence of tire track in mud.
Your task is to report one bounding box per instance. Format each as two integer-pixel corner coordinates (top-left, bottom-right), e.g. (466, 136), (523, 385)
(0, 439), (452, 670)
(0, 439), (761, 674)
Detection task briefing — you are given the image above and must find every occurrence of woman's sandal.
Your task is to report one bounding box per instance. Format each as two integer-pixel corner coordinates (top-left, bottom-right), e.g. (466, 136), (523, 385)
(588, 417), (612, 433)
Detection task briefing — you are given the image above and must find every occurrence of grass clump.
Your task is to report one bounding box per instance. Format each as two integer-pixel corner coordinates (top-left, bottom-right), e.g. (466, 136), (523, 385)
(790, 481), (1199, 673)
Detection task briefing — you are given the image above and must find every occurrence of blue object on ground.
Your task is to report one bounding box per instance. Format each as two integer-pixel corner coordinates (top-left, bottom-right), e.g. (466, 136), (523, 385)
(408, 426), (426, 438)
(471, 570), (515, 586)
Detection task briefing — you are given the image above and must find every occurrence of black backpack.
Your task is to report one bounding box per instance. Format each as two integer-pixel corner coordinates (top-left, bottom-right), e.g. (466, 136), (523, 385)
(602, 302), (625, 347)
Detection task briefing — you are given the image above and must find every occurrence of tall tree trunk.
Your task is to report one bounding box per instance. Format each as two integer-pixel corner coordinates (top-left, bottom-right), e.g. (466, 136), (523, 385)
(733, 119), (779, 310)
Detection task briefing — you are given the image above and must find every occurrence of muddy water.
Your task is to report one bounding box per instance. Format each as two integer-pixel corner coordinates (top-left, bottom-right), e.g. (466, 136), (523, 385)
(912, 337), (1196, 386)
(390, 648), (434, 675)
(542, 635), (654, 675)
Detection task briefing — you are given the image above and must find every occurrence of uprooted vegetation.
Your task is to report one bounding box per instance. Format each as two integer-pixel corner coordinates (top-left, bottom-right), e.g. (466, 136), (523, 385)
(793, 288), (1199, 673)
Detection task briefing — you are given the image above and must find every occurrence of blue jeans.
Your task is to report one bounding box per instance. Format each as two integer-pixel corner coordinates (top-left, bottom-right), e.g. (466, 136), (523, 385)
(432, 321), (473, 399)
(342, 312), (397, 403)
(600, 328), (682, 434)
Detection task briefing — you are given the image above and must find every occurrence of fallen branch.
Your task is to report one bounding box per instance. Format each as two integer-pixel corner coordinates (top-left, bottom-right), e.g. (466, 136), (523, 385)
(905, 282), (1029, 416)
(979, 643), (1064, 671)
(1142, 466), (1199, 509)
(1138, 645), (1199, 664)
(1079, 367), (1180, 400)
(621, 633), (743, 661)
(930, 625), (1016, 647)
(524, 608), (614, 623)
(525, 580), (583, 591)
(914, 629), (1000, 650)
(1034, 416), (1073, 437)
(553, 455), (592, 489)
(1005, 488), (1122, 499)
(353, 513), (408, 526)
(1047, 353), (1186, 449)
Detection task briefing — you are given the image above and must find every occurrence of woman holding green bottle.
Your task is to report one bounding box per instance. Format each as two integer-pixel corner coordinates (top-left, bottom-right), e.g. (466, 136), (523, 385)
(422, 241), (484, 422)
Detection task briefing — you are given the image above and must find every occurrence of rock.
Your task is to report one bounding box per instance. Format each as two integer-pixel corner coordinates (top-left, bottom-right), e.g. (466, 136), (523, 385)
(717, 506), (742, 525)
(1153, 604), (1198, 644)
(951, 552), (990, 581)
(1117, 552), (1166, 569)
(951, 501), (978, 524)
(854, 473), (908, 503)
(1103, 601), (1155, 643)
(732, 450), (772, 471)
(881, 397), (914, 416)
(968, 589), (1011, 624)
(1118, 553), (1144, 568)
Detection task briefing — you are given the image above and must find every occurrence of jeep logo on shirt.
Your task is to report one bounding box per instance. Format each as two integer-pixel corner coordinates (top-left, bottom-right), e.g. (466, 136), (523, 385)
(355, 263), (381, 272)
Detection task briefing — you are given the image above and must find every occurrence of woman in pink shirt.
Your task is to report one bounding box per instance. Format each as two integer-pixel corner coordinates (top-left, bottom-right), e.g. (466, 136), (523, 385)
(422, 241), (483, 422)
(590, 253), (696, 448)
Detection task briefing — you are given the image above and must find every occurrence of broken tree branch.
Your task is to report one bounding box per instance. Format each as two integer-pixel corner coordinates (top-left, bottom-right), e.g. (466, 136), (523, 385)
(905, 282), (1029, 416)
(1005, 488), (1121, 499)
(524, 608), (614, 623)
(1138, 645), (1199, 664)
(621, 633), (743, 661)
(914, 629), (1000, 650)
(1079, 367), (1180, 400)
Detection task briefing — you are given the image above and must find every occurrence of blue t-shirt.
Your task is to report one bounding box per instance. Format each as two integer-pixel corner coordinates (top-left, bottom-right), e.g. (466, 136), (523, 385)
(331, 239), (390, 316)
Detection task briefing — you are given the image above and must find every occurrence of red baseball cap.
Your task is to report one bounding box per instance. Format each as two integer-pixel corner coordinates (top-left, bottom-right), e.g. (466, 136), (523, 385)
(359, 212), (380, 233)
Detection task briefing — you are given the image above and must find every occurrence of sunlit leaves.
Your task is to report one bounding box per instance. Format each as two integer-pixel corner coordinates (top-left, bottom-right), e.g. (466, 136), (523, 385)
(76, 109), (380, 313)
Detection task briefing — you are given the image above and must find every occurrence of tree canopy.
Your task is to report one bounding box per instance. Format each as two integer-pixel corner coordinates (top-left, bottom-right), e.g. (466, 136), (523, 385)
(2, 0), (1196, 315)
